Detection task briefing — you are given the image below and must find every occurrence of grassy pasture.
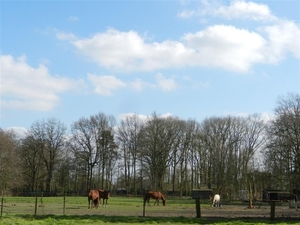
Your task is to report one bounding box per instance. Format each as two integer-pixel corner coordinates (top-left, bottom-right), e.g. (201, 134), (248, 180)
(0, 196), (299, 224)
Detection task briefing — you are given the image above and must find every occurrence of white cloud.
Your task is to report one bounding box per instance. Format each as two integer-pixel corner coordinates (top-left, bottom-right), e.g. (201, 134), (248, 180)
(129, 78), (155, 92)
(179, 0), (276, 22)
(70, 28), (194, 72)
(61, 24), (299, 73)
(5, 127), (28, 138)
(158, 113), (173, 118)
(0, 55), (84, 111)
(87, 73), (179, 95)
(178, 10), (196, 18)
(87, 74), (126, 96)
(261, 20), (300, 62)
(118, 112), (173, 123)
(130, 78), (144, 92)
(225, 111), (275, 123)
(155, 74), (178, 91)
(260, 112), (275, 123)
(68, 16), (79, 22)
(56, 31), (77, 41)
(211, 0), (275, 22)
(118, 113), (149, 122)
(56, 1), (299, 73)
(182, 25), (267, 71)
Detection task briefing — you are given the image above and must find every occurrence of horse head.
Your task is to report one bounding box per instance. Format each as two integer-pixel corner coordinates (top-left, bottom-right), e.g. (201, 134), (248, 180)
(160, 193), (166, 206)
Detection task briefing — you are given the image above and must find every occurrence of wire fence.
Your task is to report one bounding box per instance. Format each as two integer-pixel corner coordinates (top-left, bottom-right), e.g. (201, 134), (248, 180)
(1, 193), (70, 216)
(1, 192), (300, 219)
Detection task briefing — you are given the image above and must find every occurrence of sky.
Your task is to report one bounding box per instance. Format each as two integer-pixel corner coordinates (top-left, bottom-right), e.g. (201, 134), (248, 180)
(1, 0), (300, 134)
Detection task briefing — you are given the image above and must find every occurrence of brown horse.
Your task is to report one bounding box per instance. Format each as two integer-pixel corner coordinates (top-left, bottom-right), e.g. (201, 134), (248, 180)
(144, 191), (166, 206)
(88, 189), (100, 209)
(98, 189), (110, 207)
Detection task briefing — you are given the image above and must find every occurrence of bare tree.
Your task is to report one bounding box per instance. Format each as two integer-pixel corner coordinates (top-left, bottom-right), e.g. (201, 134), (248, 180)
(98, 129), (117, 190)
(70, 113), (117, 191)
(199, 116), (238, 192)
(70, 117), (99, 191)
(197, 115), (266, 201)
(30, 118), (67, 194)
(0, 129), (22, 193)
(116, 114), (144, 195)
(183, 120), (200, 194)
(21, 135), (46, 192)
(241, 115), (266, 208)
(168, 119), (184, 194)
(265, 93), (300, 191)
(171, 119), (196, 196)
(140, 113), (179, 191)
(91, 113), (117, 190)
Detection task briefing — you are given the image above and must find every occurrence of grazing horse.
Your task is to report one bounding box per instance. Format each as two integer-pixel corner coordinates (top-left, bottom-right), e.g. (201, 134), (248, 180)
(88, 189), (100, 209)
(98, 189), (110, 207)
(211, 194), (221, 207)
(144, 191), (166, 206)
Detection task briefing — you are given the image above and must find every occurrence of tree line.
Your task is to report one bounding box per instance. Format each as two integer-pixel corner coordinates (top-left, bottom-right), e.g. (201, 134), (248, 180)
(0, 93), (299, 202)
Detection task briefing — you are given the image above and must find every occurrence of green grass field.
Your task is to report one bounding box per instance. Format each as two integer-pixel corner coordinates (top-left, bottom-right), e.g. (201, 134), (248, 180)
(0, 196), (299, 224)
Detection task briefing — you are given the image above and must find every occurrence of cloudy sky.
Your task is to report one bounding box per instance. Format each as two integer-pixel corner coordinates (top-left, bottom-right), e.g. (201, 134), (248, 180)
(1, 0), (299, 133)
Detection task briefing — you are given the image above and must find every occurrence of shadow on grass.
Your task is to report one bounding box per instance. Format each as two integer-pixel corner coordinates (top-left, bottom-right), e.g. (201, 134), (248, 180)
(13, 214), (300, 224)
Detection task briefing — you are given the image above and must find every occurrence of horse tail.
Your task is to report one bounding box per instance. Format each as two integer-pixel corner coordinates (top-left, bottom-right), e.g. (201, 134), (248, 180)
(144, 192), (149, 204)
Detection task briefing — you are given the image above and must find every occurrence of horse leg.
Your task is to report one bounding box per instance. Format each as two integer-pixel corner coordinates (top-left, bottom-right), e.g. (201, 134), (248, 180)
(95, 198), (100, 209)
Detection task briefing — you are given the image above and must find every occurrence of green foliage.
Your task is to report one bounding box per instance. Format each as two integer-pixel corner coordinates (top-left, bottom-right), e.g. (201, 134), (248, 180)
(1, 214), (299, 225)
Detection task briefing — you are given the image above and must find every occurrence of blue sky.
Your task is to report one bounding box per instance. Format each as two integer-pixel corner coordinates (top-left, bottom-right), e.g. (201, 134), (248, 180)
(1, 0), (299, 133)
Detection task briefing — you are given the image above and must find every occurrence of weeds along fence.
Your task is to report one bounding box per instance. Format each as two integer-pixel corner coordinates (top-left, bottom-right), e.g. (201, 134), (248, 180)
(0, 191), (148, 217)
(1, 193), (300, 220)
(0, 192), (88, 217)
(0, 191), (194, 218)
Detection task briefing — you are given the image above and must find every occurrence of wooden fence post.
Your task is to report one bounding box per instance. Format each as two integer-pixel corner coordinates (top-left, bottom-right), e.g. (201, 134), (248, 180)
(195, 198), (201, 218)
(270, 201), (275, 220)
(63, 190), (66, 215)
(1, 190), (4, 217)
(143, 199), (146, 217)
(34, 194), (38, 216)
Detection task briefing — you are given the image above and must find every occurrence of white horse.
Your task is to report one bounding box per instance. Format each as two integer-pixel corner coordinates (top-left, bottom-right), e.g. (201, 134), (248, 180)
(212, 194), (221, 207)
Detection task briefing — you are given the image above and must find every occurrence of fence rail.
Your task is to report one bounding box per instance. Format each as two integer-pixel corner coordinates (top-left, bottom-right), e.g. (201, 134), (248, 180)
(1, 194), (299, 219)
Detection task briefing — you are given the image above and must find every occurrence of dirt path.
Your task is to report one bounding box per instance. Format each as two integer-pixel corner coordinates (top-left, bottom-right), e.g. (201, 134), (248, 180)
(106, 203), (300, 219)
(198, 204), (299, 219)
(3, 197), (299, 220)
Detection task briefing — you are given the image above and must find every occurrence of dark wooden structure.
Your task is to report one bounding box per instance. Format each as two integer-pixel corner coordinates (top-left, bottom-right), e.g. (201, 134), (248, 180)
(191, 189), (213, 218)
(262, 190), (296, 219)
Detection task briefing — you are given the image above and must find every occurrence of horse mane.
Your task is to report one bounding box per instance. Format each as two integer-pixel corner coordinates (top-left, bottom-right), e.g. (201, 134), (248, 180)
(97, 189), (110, 198)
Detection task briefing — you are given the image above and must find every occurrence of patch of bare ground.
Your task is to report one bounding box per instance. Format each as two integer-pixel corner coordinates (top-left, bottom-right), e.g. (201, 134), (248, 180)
(200, 204), (300, 219)
(83, 203), (300, 220)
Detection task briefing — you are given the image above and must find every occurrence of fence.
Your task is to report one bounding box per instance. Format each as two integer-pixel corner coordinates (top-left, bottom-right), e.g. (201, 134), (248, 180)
(1, 192), (299, 219)
(0, 193), (70, 216)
